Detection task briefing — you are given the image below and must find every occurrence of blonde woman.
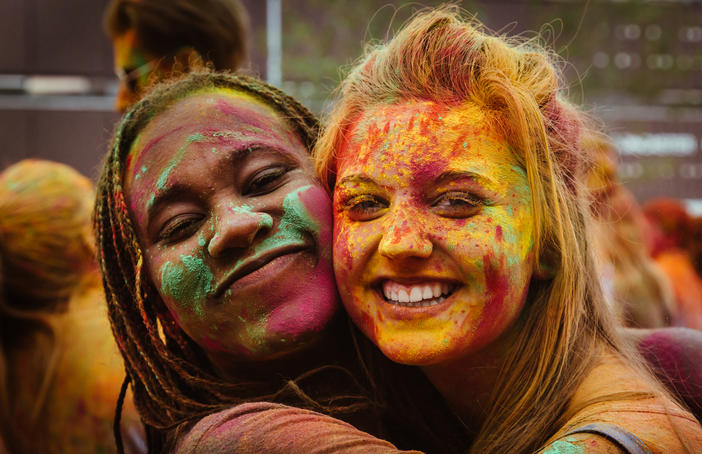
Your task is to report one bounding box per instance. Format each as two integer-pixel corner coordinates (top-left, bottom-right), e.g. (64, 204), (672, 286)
(316, 8), (702, 453)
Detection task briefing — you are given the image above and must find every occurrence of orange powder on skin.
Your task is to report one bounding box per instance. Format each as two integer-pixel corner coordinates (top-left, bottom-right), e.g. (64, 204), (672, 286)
(333, 101), (536, 366)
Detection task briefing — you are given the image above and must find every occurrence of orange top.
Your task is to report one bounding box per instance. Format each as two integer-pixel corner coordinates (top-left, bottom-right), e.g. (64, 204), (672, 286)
(655, 250), (702, 331)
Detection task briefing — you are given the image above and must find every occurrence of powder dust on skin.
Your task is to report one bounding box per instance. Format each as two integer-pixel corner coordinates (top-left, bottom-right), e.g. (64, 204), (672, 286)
(541, 437), (586, 454)
(124, 88), (339, 364)
(158, 184), (323, 322)
(333, 100), (536, 366)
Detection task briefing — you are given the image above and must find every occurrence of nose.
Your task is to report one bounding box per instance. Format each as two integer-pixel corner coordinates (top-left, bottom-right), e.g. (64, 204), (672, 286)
(378, 205), (433, 260)
(207, 209), (274, 257)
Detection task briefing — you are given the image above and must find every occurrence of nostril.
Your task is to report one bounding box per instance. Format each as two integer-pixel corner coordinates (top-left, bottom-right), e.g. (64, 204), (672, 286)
(207, 211), (274, 257)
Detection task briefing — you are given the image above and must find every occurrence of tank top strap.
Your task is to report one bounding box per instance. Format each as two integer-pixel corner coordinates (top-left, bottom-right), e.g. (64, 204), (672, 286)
(563, 423), (652, 454)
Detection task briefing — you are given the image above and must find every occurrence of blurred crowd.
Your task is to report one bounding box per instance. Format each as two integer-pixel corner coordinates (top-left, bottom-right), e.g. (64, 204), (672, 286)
(0, 1), (701, 453)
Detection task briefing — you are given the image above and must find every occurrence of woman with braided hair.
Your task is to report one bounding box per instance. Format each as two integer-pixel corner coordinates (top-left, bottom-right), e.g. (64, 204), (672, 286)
(0, 159), (143, 453)
(317, 7), (702, 453)
(94, 70), (467, 453)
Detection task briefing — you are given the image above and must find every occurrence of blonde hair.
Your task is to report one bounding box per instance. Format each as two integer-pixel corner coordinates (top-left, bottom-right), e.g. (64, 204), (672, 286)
(583, 131), (675, 328)
(315, 7), (634, 452)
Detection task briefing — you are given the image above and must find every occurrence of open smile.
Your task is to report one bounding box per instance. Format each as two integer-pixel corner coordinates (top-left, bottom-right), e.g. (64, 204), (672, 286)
(379, 279), (459, 308)
(212, 244), (309, 297)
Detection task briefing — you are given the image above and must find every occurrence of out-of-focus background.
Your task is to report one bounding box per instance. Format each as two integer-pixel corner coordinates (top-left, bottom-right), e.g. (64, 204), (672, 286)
(0, 0), (700, 211)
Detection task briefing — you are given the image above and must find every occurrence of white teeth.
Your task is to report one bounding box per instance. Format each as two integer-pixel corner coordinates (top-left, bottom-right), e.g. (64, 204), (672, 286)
(432, 283), (441, 298)
(381, 280), (455, 307)
(398, 289), (409, 303)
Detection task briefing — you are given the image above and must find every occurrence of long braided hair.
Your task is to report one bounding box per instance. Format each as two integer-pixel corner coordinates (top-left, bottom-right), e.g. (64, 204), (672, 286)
(94, 71), (374, 451)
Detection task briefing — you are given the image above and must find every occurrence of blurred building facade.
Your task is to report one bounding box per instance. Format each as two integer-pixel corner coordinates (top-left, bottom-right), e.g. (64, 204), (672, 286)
(0, 0), (700, 211)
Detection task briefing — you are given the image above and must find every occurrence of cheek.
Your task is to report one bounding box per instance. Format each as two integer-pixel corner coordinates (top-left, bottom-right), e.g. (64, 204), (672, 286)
(298, 185), (333, 250)
(153, 250), (214, 320)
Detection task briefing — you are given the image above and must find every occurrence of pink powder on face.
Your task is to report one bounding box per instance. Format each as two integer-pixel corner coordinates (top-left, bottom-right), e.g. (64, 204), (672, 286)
(465, 254), (509, 339)
(214, 98), (277, 133)
(128, 126), (185, 178)
(298, 186), (333, 250)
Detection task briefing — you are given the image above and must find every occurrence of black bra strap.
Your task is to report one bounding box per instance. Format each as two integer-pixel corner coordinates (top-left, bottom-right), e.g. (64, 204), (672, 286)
(564, 423), (652, 454)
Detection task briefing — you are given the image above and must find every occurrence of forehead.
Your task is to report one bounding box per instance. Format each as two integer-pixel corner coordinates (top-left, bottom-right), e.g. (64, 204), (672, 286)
(338, 100), (517, 178)
(125, 88), (292, 183)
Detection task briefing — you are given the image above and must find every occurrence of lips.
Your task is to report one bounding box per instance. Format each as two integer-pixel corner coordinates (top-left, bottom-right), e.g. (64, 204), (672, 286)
(212, 244), (308, 297)
(381, 280), (457, 308)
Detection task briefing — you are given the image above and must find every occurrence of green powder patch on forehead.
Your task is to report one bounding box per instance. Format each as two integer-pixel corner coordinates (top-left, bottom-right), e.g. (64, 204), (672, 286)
(160, 253), (214, 318)
(155, 133), (206, 191)
(541, 438), (584, 454)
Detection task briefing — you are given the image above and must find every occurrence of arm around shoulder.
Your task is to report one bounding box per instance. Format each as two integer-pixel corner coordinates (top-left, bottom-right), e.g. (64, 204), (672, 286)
(174, 402), (424, 454)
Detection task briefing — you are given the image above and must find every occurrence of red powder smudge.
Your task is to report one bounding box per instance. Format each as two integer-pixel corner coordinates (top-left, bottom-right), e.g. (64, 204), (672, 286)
(359, 311), (376, 337)
(408, 115), (415, 131)
(383, 120), (391, 135)
(496, 225), (503, 242)
(201, 334), (232, 353)
(462, 254), (509, 337)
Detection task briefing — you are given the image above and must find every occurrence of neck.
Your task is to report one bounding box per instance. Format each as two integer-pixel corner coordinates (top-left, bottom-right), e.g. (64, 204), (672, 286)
(421, 328), (518, 430)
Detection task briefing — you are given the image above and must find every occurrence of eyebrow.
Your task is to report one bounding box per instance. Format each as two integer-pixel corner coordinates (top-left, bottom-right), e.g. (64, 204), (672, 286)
(433, 170), (498, 188)
(335, 170), (498, 190)
(335, 174), (392, 191)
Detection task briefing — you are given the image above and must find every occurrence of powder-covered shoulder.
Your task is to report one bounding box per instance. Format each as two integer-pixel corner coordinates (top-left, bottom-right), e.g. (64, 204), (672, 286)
(173, 402), (424, 454)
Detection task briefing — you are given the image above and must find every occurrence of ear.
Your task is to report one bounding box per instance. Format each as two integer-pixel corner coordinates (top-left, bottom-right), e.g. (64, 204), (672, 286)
(533, 249), (557, 280)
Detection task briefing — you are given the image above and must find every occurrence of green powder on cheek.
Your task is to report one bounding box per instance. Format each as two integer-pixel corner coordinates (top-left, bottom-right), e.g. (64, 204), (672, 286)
(160, 254), (214, 318)
(252, 185), (318, 255)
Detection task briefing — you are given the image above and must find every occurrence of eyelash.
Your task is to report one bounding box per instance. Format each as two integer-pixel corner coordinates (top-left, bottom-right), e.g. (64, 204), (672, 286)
(244, 165), (291, 196)
(431, 192), (484, 218)
(158, 214), (203, 243)
(343, 194), (388, 220)
(342, 191), (485, 221)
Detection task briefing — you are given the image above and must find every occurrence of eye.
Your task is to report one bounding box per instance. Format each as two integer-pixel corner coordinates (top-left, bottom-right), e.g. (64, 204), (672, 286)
(432, 191), (483, 218)
(343, 194), (388, 221)
(244, 165), (290, 196)
(158, 214), (204, 243)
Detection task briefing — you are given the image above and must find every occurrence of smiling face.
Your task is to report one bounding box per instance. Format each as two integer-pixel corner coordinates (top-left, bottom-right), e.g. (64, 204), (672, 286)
(124, 88), (338, 367)
(333, 101), (536, 366)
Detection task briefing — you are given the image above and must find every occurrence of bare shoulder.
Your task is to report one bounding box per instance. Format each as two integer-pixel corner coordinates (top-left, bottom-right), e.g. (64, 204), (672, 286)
(557, 355), (702, 453)
(539, 433), (624, 453)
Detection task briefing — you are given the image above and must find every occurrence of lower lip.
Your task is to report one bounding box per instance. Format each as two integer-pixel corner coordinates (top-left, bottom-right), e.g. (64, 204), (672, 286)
(224, 250), (308, 293)
(377, 288), (456, 320)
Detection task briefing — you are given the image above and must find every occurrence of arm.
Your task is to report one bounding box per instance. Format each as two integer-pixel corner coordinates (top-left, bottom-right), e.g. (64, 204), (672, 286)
(175, 402), (423, 454)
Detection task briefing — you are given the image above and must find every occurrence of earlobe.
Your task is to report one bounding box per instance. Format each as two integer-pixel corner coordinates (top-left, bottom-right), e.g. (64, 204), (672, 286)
(533, 252), (557, 280)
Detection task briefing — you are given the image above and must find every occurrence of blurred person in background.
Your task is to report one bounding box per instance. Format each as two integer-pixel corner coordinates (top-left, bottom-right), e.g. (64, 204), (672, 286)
(643, 198), (702, 331)
(0, 160), (143, 453)
(583, 131), (675, 328)
(103, 0), (250, 113)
